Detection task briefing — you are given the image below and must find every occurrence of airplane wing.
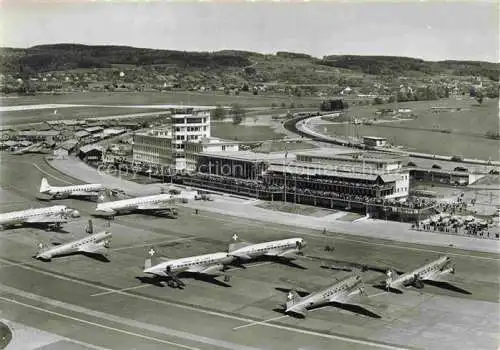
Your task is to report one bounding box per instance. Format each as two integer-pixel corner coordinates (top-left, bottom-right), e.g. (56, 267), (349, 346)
(137, 202), (175, 211)
(26, 215), (67, 224)
(78, 244), (108, 255)
(70, 191), (100, 197)
(186, 264), (222, 275)
(288, 306), (308, 317)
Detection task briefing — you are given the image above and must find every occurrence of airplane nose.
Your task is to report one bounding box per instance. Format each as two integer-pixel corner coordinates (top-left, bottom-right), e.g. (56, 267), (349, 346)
(71, 210), (80, 218)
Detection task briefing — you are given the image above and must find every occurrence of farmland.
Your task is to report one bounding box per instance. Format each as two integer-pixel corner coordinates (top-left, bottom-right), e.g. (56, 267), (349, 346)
(314, 97), (499, 160)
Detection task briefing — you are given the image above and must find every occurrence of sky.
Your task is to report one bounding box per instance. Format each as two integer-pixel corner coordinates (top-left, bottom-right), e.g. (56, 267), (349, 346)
(0, 0), (498, 62)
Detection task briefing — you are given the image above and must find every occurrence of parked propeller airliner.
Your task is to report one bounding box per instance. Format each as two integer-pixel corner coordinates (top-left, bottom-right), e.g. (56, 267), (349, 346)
(384, 256), (456, 292)
(93, 192), (190, 217)
(280, 275), (380, 318)
(0, 205), (80, 230)
(142, 249), (234, 288)
(38, 177), (104, 200)
(35, 231), (112, 261)
(228, 234), (306, 264)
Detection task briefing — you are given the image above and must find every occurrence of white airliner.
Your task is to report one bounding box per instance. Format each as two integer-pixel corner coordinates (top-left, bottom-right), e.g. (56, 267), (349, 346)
(385, 256), (455, 292)
(228, 234), (306, 262)
(35, 231), (112, 261)
(283, 275), (378, 318)
(94, 193), (188, 217)
(39, 177), (104, 200)
(0, 205), (80, 230)
(143, 249), (234, 288)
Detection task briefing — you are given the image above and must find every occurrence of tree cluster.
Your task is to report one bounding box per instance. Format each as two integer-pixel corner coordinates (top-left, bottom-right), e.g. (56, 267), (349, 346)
(320, 99), (349, 111)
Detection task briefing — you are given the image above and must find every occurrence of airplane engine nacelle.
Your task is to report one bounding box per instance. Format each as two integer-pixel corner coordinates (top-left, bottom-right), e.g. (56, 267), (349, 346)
(70, 210), (80, 218)
(202, 264), (224, 275)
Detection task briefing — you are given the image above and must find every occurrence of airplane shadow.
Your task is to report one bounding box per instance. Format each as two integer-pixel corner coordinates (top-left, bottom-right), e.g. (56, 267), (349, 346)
(424, 280), (472, 295)
(237, 256), (308, 270)
(372, 284), (403, 294)
(136, 273), (231, 288)
(274, 287), (310, 297)
(330, 302), (382, 319)
(34, 252), (110, 263)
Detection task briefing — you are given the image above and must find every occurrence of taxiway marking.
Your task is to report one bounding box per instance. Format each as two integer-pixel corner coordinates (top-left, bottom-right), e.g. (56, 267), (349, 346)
(0, 295), (200, 350)
(198, 215), (500, 261)
(31, 162), (74, 185)
(232, 315), (288, 331)
(112, 237), (196, 251)
(91, 284), (150, 297)
(0, 283), (260, 350)
(0, 257), (410, 350)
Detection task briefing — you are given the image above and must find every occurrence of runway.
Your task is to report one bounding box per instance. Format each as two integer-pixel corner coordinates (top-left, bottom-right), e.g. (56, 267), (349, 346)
(0, 153), (499, 350)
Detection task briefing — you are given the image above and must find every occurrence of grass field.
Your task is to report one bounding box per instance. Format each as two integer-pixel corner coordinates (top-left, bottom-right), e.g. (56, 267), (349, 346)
(0, 91), (323, 108)
(316, 98), (499, 160)
(0, 106), (170, 125)
(212, 123), (286, 141)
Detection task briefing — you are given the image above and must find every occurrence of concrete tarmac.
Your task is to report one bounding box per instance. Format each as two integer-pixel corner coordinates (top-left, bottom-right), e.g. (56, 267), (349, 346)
(0, 153), (499, 350)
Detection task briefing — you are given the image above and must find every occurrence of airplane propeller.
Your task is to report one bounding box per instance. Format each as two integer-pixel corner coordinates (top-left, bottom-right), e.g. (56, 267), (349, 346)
(103, 238), (111, 249)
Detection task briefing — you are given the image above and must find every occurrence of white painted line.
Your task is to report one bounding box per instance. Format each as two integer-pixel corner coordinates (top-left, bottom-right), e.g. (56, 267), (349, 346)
(91, 284), (150, 297)
(0, 295), (199, 350)
(198, 215), (500, 261)
(31, 163), (74, 185)
(112, 237), (196, 252)
(0, 258), (409, 350)
(367, 291), (388, 298)
(232, 315), (288, 331)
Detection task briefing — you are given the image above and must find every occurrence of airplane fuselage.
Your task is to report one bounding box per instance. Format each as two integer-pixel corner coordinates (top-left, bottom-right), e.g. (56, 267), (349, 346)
(144, 252), (234, 276)
(230, 238), (305, 260)
(95, 194), (175, 214)
(35, 231), (112, 260)
(43, 184), (104, 196)
(0, 205), (78, 228)
(389, 256), (452, 288)
(287, 275), (362, 314)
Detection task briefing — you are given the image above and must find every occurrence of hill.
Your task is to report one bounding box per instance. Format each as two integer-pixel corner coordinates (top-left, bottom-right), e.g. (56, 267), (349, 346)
(0, 44), (497, 78)
(0, 44), (498, 98)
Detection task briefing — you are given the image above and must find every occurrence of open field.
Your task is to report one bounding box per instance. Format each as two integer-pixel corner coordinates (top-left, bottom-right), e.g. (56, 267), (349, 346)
(315, 98), (499, 160)
(212, 123), (286, 141)
(0, 91), (323, 109)
(0, 106), (171, 126)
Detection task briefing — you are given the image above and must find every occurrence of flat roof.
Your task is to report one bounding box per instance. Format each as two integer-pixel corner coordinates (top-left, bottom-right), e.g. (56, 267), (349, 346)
(295, 148), (402, 163)
(267, 163), (386, 181)
(363, 136), (387, 141)
(200, 150), (293, 162)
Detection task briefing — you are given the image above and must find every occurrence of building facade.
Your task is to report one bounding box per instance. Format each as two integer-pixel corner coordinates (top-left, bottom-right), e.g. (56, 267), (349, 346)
(132, 129), (172, 166)
(132, 109), (211, 172)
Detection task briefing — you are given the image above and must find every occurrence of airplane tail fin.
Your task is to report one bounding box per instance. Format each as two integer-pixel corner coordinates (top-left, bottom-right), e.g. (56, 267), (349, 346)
(228, 234), (252, 253)
(39, 177), (51, 193)
(36, 242), (47, 254)
(385, 268), (398, 288)
(285, 290), (302, 309)
(97, 189), (112, 203)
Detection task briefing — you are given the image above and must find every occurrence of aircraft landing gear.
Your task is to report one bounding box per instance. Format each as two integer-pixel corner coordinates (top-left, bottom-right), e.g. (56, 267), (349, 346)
(223, 275), (231, 283)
